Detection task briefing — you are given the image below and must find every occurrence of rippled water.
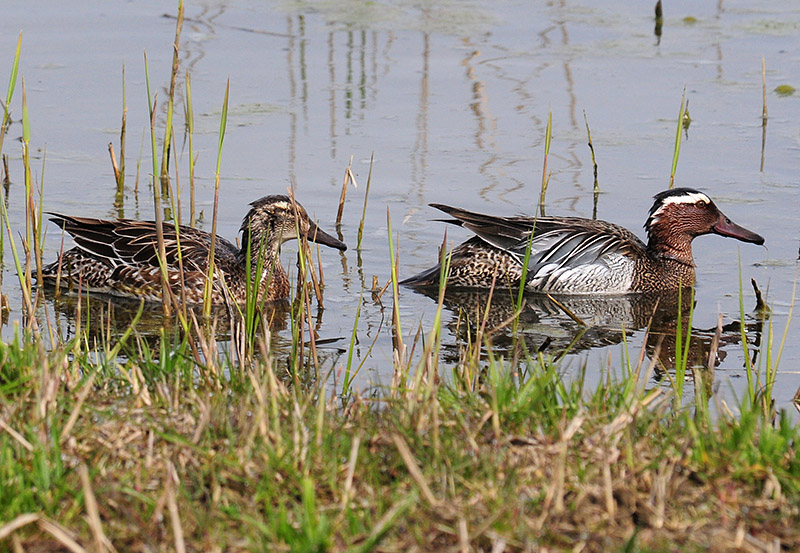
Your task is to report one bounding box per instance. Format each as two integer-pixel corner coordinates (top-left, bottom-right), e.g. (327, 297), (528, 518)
(2, 1), (799, 408)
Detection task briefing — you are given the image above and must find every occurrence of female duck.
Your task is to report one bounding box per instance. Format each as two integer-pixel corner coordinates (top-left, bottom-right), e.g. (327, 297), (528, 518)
(43, 195), (346, 304)
(401, 188), (764, 294)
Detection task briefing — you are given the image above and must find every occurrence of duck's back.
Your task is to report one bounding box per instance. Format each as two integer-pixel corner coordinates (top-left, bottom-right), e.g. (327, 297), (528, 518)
(403, 212), (650, 294)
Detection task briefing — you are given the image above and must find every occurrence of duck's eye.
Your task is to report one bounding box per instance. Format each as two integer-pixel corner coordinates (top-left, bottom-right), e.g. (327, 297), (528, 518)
(696, 200), (707, 208)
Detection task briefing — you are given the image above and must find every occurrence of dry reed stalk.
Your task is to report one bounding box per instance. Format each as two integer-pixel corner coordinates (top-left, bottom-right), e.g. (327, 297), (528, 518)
(132, 364), (154, 407)
(134, 131), (143, 195)
(584, 111), (600, 219)
(340, 434), (361, 510)
(165, 462), (187, 553)
(108, 142), (121, 185)
(553, 438), (567, 513)
(304, 279), (320, 371)
(303, 239), (323, 305)
(603, 454), (616, 517)
(59, 372), (97, 444)
(337, 155), (356, 226)
(761, 57), (768, 172)
(650, 461), (668, 528)
(0, 417), (33, 452)
(546, 293), (586, 326)
(472, 271), (496, 361)
(315, 243), (325, 287)
(108, 142), (122, 203)
(371, 276), (391, 303)
(707, 313), (723, 376)
(79, 464), (114, 553)
(357, 152), (374, 249)
(37, 518), (88, 553)
(458, 518), (469, 553)
(245, 365), (269, 439)
(762, 57), (768, 121)
(391, 433), (439, 508)
(0, 514), (40, 540)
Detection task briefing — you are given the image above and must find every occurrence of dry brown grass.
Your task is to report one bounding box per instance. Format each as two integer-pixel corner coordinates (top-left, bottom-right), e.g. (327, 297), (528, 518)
(1, 329), (798, 553)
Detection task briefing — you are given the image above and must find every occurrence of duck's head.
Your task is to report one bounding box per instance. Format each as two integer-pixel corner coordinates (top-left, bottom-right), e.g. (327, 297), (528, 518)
(645, 188), (764, 246)
(240, 195), (347, 252)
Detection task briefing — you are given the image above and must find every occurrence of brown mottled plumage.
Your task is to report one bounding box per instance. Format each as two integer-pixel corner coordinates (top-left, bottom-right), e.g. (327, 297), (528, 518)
(402, 188), (764, 294)
(42, 195), (346, 304)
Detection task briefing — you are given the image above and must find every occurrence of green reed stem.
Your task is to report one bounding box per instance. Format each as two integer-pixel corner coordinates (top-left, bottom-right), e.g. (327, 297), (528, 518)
(242, 224), (271, 354)
(672, 284), (695, 404)
(185, 71), (196, 226)
(34, 147), (46, 290)
(106, 300), (145, 360)
(160, 0), (184, 191)
(0, 187), (32, 315)
(539, 109), (552, 217)
(768, 275), (796, 399)
(421, 246), (452, 387)
(144, 52), (172, 316)
(121, 64), (126, 190)
(387, 208), (403, 352)
(114, 63), (127, 196)
(737, 255), (755, 408)
(203, 79), (229, 317)
(0, 31), (22, 160)
(674, 285), (685, 401)
(513, 228), (536, 336)
(669, 89), (686, 189)
(21, 76), (39, 300)
(342, 289), (363, 399)
(165, 129), (190, 330)
(584, 111), (600, 219)
(681, 287), (695, 394)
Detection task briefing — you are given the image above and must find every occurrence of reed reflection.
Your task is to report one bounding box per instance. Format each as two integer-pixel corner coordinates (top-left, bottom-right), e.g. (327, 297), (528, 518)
(407, 286), (766, 384)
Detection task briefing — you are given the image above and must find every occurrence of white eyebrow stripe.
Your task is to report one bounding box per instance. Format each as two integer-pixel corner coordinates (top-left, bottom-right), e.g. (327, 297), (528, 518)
(650, 191), (711, 220)
(660, 191), (711, 207)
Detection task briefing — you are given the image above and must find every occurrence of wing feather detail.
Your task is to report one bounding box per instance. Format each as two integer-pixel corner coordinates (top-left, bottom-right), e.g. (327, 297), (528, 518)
(429, 204), (646, 293)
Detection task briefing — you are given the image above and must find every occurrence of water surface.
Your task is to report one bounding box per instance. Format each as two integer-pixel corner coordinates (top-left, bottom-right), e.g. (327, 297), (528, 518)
(1, 1), (798, 408)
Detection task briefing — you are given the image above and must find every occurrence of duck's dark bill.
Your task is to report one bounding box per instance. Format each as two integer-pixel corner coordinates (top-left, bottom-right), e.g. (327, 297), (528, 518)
(712, 213), (765, 245)
(307, 223), (347, 251)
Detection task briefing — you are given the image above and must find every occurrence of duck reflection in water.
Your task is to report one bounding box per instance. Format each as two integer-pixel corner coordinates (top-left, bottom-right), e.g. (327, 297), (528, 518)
(46, 293), (291, 346)
(45, 292), (342, 381)
(405, 282), (768, 385)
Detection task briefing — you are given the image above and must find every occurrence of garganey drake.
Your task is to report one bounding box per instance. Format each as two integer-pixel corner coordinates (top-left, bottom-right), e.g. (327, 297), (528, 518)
(42, 195), (346, 304)
(401, 188), (764, 294)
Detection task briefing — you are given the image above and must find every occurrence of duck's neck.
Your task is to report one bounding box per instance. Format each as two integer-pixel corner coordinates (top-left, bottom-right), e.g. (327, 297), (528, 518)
(239, 230), (289, 301)
(646, 224), (696, 268)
